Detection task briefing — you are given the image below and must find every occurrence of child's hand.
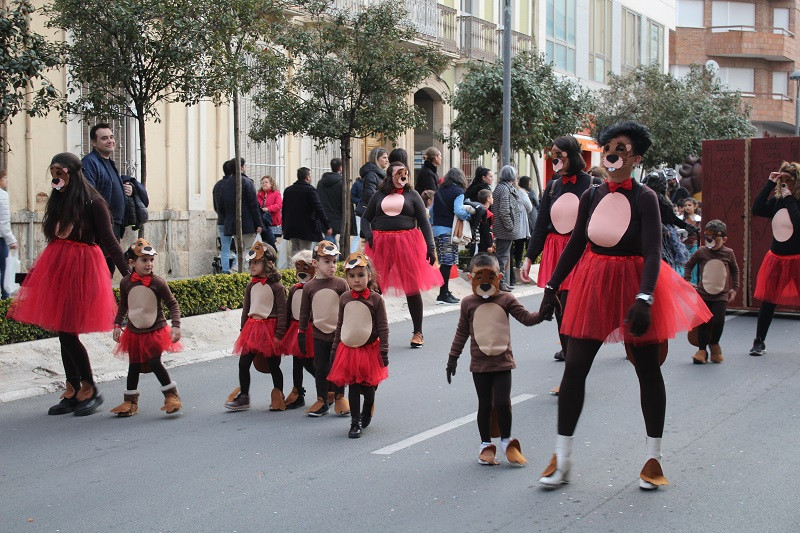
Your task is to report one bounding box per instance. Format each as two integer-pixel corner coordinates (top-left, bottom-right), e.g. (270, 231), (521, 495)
(298, 331), (307, 355)
(728, 289), (737, 302)
(536, 312), (551, 323)
(273, 337), (282, 353)
(769, 171), (781, 183)
(446, 356), (458, 384)
(171, 327), (181, 343)
(113, 326), (121, 343)
(381, 351), (389, 367)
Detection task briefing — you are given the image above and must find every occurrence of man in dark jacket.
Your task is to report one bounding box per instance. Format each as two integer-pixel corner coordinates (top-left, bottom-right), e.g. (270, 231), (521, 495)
(317, 158), (356, 248)
(282, 167), (332, 256)
(217, 158), (262, 264)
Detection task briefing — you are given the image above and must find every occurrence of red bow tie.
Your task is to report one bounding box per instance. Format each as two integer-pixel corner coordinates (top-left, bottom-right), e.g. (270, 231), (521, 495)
(561, 175), (576, 185)
(294, 283), (304, 289)
(351, 288), (371, 299)
(252, 277), (268, 285)
(608, 179), (633, 193)
(394, 188), (404, 195)
(131, 273), (151, 287)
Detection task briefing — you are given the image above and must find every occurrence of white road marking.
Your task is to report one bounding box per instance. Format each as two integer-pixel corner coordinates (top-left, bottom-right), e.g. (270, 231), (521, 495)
(372, 393), (536, 455)
(726, 310), (746, 322)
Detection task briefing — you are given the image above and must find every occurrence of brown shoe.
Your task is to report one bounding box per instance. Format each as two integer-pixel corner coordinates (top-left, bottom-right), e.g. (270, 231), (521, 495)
(501, 438), (527, 466)
(269, 388), (286, 411)
(478, 444), (500, 465)
(334, 393), (350, 415)
(110, 391), (140, 417)
(410, 332), (424, 348)
(709, 344), (723, 363)
(692, 349), (708, 364)
(306, 397), (326, 415)
(285, 387), (300, 405)
(160, 383), (182, 414)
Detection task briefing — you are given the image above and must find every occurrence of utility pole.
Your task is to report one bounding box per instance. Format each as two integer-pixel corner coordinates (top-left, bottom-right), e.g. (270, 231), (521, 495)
(502, 0), (512, 166)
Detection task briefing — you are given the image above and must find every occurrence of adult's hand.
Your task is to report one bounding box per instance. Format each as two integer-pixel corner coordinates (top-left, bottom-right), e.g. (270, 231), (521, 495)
(624, 299), (652, 337)
(769, 171), (781, 183)
(520, 257), (533, 283)
(122, 182), (133, 197)
(539, 286), (562, 320)
(9, 242), (17, 250)
(426, 248), (436, 266)
(446, 355), (458, 384)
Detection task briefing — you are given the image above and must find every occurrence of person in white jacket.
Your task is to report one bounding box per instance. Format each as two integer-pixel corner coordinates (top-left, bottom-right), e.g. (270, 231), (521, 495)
(0, 169), (18, 298)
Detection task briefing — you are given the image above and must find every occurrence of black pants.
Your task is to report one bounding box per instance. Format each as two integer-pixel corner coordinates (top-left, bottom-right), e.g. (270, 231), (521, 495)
(556, 290), (569, 353)
(58, 333), (93, 392)
(313, 339), (343, 402)
(292, 356), (315, 389)
(511, 238), (527, 268)
(697, 299), (727, 349)
(407, 293), (423, 334)
(127, 357), (171, 390)
(348, 383), (376, 419)
(472, 370), (513, 442)
(756, 301), (779, 340)
(558, 337), (665, 438)
(239, 354), (282, 396)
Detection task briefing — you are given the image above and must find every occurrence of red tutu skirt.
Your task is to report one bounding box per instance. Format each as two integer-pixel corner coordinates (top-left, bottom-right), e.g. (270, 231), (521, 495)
(328, 339), (388, 387)
(115, 326), (182, 363)
(281, 320), (315, 358)
(753, 251), (800, 306)
(562, 251), (712, 344)
(537, 232), (579, 290)
(8, 239), (117, 334)
(366, 229), (442, 297)
(233, 317), (280, 357)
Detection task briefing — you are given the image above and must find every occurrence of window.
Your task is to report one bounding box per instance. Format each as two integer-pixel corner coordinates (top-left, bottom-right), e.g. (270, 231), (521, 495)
(461, 0), (472, 15)
(670, 64), (692, 78)
(647, 21), (664, 67)
(621, 8), (641, 74)
(677, 0), (704, 28)
(774, 8), (790, 35)
(717, 66), (755, 94)
(589, 0), (612, 83)
(773, 71), (788, 98)
(711, 1), (755, 32)
(546, 0), (576, 73)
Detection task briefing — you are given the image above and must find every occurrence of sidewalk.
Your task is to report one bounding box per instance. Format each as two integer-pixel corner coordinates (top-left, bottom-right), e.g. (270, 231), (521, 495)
(0, 267), (541, 402)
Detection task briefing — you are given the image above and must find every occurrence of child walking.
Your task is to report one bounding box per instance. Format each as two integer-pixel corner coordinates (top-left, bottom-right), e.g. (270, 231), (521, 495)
(328, 252), (389, 438)
(684, 219), (740, 364)
(446, 253), (545, 465)
(111, 239), (182, 416)
(298, 241), (350, 417)
(280, 250), (317, 409)
(225, 242), (288, 411)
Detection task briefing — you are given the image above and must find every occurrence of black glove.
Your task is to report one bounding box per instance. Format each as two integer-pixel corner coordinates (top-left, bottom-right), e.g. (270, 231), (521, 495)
(624, 299), (652, 337)
(297, 331), (306, 355)
(366, 235), (374, 248)
(426, 248), (437, 266)
(446, 355), (458, 384)
(539, 286), (562, 321)
(381, 351), (389, 367)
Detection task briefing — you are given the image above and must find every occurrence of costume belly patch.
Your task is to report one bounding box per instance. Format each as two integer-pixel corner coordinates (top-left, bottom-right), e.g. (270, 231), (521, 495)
(340, 300), (373, 348)
(248, 283), (275, 318)
(701, 258), (728, 295)
(772, 208), (794, 242)
(550, 193), (580, 234)
(312, 288), (341, 333)
(381, 194), (405, 217)
(291, 288), (303, 320)
(128, 285), (158, 329)
(473, 302), (510, 356)
(587, 193), (631, 248)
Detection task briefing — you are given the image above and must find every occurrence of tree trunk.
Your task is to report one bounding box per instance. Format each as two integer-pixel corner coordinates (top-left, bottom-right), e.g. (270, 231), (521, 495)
(136, 107), (147, 238)
(233, 90), (244, 272)
(339, 134), (352, 256)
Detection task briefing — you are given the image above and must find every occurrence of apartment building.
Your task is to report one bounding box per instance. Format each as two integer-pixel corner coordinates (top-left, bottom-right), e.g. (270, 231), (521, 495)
(670, 0), (799, 136)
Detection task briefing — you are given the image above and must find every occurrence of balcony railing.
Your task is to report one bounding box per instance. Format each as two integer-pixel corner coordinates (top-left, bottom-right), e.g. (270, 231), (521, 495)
(497, 29), (534, 58)
(437, 4), (458, 54)
(707, 26), (796, 62)
(460, 15), (497, 62)
(405, 0), (439, 39)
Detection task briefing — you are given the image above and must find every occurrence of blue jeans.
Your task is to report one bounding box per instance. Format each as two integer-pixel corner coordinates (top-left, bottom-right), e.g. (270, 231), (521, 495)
(0, 238), (8, 299)
(218, 225), (233, 274)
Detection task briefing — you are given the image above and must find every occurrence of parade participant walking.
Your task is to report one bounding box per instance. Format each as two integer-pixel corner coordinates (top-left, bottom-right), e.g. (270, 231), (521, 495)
(431, 168), (471, 304)
(363, 161), (441, 348)
(111, 239), (182, 416)
(225, 242), (287, 412)
(749, 162), (800, 356)
(9, 153), (130, 416)
(328, 253), (389, 438)
(446, 253), (545, 466)
(520, 136), (591, 360)
(280, 250), (317, 409)
(536, 122), (711, 490)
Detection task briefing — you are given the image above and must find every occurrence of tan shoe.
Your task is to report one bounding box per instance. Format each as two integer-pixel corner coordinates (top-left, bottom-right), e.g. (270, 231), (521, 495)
(76, 380), (95, 402)
(549, 385), (560, 396)
(226, 387), (241, 403)
(306, 397), (326, 415)
(110, 391), (139, 417)
(692, 349), (708, 364)
(334, 393), (350, 415)
(410, 332), (424, 348)
(639, 458), (669, 489)
(709, 344), (723, 363)
(160, 383), (182, 414)
(60, 381), (76, 400)
(269, 388), (286, 411)
(478, 444), (500, 465)
(501, 438), (527, 466)
(285, 387), (300, 405)
(327, 391), (336, 405)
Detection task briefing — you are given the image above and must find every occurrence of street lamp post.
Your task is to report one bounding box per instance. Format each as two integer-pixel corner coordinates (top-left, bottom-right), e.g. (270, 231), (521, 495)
(790, 70), (800, 136)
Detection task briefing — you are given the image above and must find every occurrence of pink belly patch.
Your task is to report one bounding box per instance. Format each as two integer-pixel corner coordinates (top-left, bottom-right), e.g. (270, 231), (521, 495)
(381, 194), (405, 217)
(550, 193), (580, 234)
(587, 193), (631, 248)
(772, 208), (794, 242)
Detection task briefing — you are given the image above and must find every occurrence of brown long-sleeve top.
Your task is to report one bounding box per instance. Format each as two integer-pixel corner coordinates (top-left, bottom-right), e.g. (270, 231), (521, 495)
(241, 278), (287, 339)
(448, 292), (542, 373)
(683, 246), (740, 301)
(285, 283), (303, 327)
(114, 274), (180, 333)
(298, 276), (349, 342)
(331, 291), (389, 356)
(60, 198), (129, 276)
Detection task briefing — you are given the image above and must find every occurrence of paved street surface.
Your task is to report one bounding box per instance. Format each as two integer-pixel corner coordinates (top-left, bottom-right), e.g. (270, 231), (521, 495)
(2, 293), (799, 532)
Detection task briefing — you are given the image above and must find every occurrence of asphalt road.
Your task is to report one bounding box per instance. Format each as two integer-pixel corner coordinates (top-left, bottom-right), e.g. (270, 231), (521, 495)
(2, 293), (799, 532)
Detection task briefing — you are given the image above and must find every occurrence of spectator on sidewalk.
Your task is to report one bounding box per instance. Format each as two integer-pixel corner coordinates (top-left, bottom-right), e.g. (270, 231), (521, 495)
(492, 165), (521, 292)
(0, 169), (18, 299)
(415, 147), (440, 196)
(258, 175), (283, 237)
(217, 158), (262, 270)
(282, 167), (332, 256)
(317, 158), (356, 249)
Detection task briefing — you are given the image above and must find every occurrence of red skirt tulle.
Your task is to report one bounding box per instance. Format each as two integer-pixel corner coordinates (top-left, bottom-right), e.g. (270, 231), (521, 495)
(366, 229), (442, 297)
(753, 251), (800, 306)
(328, 339), (388, 387)
(281, 320), (315, 358)
(537, 232), (578, 290)
(561, 251), (712, 344)
(115, 326), (182, 363)
(233, 317), (279, 357)
(8, 239), (117, 334)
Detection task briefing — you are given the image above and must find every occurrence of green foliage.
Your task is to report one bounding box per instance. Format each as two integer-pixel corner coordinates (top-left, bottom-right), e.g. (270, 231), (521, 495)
(444, 50), (592, 161)
(0, 0), (59, 142)
(592, 64), (757, 168)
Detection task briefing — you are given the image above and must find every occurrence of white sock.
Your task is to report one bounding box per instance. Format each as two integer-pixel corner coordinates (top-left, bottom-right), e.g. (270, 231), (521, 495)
(480, 441), (492, 452)
(646, 436), (662, 460)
